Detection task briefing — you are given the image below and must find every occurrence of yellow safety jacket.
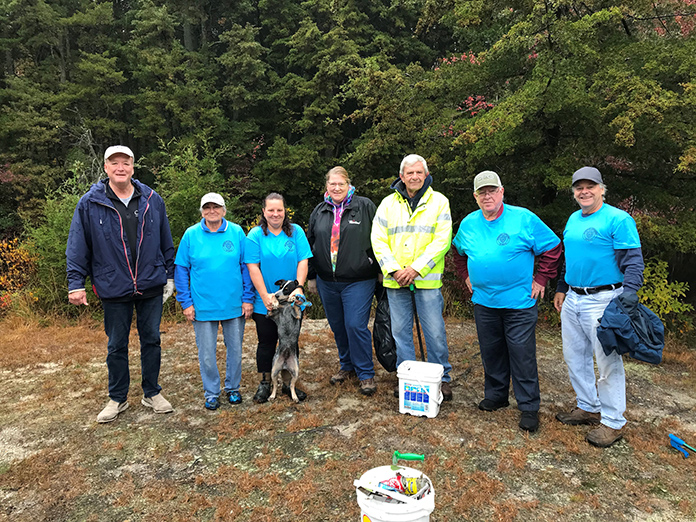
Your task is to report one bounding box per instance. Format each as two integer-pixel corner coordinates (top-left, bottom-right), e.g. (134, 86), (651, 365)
(371, 186), (452, 289)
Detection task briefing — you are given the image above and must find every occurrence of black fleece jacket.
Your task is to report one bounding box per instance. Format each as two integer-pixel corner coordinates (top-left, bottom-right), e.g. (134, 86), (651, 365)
(307, 195), (380, 282)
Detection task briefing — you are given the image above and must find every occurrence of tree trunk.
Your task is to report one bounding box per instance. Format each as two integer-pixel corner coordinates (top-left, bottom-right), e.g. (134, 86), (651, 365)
(183, 19), (194, 51)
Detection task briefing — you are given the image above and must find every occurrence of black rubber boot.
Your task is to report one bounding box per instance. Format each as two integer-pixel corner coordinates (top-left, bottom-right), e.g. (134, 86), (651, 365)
(253, 373), (272, 404)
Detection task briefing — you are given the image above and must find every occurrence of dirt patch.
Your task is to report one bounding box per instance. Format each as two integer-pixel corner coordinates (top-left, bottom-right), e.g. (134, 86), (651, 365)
(1, 317), (695, 521)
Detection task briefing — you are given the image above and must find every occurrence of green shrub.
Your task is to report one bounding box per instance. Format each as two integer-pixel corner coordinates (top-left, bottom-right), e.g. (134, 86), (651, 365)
(24, 176), (98, 316)
(639, 259), (693, 334)
(149, 138), (240, 245)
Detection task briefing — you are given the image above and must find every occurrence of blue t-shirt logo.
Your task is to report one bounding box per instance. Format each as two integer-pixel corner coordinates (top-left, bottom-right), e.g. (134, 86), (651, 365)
(496, 233), (510, 246)
(223, 240), (234, 253)
(285, 240), (296, 252)
(582, 227), (598, 242)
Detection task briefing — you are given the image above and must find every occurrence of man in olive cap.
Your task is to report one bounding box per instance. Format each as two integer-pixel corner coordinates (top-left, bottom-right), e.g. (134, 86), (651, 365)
(453, 170), (562, 432)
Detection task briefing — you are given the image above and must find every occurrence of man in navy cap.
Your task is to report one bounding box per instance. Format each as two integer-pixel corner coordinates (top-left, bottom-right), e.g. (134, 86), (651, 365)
(554, 166), (644, 447)
(67, 145), (176, 423)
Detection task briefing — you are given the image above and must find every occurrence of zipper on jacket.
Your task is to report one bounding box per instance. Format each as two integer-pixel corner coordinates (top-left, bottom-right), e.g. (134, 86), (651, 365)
(96, 200), (138, 295)
(133, 191), (154, 296)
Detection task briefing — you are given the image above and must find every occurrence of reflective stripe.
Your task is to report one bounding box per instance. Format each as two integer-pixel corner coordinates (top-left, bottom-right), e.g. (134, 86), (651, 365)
(383, 272), (441, 281)
(378, 255), (398, 268)
(375, 216), (388, 227)
(426, 259), (436, 269)
(388, 225), (436, 235)
(437, 213), (451, 222)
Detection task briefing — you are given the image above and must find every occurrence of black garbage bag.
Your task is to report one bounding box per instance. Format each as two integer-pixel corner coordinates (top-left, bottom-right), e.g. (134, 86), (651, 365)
(373, 283), (397, 373)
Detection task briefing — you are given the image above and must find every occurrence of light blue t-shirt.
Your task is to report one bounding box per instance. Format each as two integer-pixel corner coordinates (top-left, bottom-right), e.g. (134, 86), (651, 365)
(453, 204), (560, 309)
(563, 203), (640, 288)
(174, 218), (254, 321)
(244, 224), (313, 315)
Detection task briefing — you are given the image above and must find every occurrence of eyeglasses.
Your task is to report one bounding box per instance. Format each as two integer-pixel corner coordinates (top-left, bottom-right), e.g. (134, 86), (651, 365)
(202, 204), (223, 210)
(475, 187), (500, 197)
(328, 182), (347, 189)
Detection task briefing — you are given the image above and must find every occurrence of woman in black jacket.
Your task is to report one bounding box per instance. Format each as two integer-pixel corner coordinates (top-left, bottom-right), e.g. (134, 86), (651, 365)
(307, 166), (379, 395)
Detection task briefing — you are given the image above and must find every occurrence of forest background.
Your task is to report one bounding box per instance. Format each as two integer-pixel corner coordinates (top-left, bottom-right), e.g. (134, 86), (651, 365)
(0, 0), (695, 332)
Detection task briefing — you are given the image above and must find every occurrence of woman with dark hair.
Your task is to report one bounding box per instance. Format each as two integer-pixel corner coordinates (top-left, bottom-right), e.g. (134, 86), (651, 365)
(245, 193), (313, 403)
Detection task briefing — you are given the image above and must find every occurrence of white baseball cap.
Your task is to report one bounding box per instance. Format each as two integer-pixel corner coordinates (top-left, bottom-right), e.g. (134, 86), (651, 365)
(104, 145), (135, 161)
(200, 193), (226, 210)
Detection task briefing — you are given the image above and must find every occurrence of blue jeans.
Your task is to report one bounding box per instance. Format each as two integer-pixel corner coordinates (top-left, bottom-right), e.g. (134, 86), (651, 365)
(102, 295), (163, 403)
(386, 287), (451, 382)
(317, 277), (376, 381)
(561, 288), (626, 429)
(193, 317), (245, 401)
(473, 304), (540, 411)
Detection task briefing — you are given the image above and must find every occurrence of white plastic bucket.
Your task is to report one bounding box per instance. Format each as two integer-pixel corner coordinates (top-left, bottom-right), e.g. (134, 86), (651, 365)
(397, 361), (444, 418)
(355, 465), (435, 522)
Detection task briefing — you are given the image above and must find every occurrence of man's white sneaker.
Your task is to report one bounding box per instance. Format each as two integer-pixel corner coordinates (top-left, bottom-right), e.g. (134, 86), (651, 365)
(97, 399), (129, 423)
(141, 393), (173, 413)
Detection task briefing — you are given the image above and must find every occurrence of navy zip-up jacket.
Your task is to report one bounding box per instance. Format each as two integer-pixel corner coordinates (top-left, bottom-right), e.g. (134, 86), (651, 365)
(66, 179), (175, 300)
(597, 296), (665, 365)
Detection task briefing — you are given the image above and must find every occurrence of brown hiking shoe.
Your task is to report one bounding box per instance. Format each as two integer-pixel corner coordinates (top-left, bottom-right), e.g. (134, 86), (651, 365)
(330, 369), (355, 385)
(555, 407), (601, 426)
(586, 424), (624, 447)
(441, 382), (453, 402)
(359, 378), (377, 396)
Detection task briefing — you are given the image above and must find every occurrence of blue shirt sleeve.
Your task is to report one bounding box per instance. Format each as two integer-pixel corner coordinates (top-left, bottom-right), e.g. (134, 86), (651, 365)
(174, 232), (192, 308)
(293, 224), (313, 262)
(174, 264), (192, 309)
(531, 213), (561, 255)
(238, 228), (255, 303)
(612, 215), (641, 249)
(244, 227), (261, 264)
(452, 222), (466, 255)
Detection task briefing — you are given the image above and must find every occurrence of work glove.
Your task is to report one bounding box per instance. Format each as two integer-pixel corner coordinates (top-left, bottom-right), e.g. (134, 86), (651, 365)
(618, 290), (640, 320)
(162, 279), (175, 304)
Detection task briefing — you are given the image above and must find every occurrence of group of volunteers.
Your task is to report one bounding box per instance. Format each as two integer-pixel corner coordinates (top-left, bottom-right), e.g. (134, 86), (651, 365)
(67, 147), (643, 449)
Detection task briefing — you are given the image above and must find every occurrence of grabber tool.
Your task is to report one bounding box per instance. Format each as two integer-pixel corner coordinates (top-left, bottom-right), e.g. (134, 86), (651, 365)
(392, 450), (425, 469)
(669, 433), (696, 458)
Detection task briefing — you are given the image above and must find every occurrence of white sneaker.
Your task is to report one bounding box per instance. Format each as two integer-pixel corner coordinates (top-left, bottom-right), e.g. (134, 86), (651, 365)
(97, 399), (129, 423)
(141, 393), (173, 413)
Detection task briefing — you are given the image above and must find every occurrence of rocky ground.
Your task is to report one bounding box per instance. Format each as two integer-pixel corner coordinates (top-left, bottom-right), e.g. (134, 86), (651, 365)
(1, 314), (696, 521)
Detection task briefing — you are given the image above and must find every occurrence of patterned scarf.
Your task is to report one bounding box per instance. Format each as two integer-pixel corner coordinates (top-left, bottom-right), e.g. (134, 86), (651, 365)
(324, 185), (355, 273)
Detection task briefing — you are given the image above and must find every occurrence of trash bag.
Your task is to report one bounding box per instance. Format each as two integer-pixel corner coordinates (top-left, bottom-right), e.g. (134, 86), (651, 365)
(373, 283), (397, 373)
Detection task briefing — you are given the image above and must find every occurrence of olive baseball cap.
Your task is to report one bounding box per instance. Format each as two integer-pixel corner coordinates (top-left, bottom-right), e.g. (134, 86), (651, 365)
(473, 170), (502, 191)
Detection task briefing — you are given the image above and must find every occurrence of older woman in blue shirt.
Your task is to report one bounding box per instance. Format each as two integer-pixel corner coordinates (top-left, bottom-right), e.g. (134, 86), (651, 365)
(175, 193), (254, 410)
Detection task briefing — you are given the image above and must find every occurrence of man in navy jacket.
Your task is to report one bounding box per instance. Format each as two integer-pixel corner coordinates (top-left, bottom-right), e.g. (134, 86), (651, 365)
(67, 145), (176, 423)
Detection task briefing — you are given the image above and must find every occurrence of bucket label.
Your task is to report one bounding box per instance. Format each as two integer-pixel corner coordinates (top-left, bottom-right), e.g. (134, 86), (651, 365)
(362, 515), (372, 522)
(403, 383), (431, 412)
